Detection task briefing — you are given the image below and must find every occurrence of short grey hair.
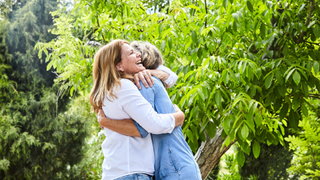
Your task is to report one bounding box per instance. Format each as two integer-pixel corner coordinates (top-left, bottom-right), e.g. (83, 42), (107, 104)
(130, 41), (164, 69)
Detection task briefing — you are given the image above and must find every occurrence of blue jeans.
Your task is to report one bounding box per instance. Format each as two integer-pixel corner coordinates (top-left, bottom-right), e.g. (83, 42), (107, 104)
(115, 173), (153, 180)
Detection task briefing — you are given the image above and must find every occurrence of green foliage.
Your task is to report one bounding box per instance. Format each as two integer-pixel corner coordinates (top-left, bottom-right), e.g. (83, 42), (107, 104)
(0, 90), (90, 179)
(239, 143), (294, 180)
(7, 0), (58, 90)
(217, 149), (244, 180)
(37, 0), (320, 171)
(0, 0), (95, 178)
(285, 100), (320, 180)
(62, 95), (105, 179)
(0, 19), (16, 106)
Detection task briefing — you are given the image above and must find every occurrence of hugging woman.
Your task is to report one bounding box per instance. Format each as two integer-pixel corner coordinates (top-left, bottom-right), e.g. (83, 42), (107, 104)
(91, 40), (201, 180)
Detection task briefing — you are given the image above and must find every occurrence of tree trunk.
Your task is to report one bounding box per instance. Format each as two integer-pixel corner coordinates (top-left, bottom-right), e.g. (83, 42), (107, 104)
(195, 128), (236, 179)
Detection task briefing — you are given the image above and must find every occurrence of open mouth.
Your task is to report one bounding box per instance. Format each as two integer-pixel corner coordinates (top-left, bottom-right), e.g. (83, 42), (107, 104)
(135, 60), (142, 65)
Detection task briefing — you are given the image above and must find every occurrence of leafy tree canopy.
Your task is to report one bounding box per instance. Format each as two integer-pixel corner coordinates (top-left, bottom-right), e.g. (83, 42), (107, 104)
(0, 0), (93, 179)
(285, 99), (320, 180)
(36, 0), (320, 177)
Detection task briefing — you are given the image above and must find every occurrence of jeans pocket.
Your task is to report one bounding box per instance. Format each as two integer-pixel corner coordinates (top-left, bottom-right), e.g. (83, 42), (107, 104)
(168, 148), (181, 172)
(137, 174), (153, 180)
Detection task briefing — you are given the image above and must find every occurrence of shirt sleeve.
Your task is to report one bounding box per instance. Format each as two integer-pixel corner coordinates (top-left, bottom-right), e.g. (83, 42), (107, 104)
(133, 120), (149, 138)
(156, 65), (178, 88)
(118, 79), (175, 134)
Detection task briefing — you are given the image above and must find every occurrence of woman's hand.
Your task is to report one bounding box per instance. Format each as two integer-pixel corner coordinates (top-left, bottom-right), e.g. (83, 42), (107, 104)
(173, 104), (182, 113)
(97, 108), (106, 129)
(172, 104), (185, 126)
(134, 70), (154, 89)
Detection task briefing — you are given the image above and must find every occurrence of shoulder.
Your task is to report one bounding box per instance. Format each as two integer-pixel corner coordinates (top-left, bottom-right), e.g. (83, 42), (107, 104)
(120, 79), (137, 90)
(152, 77), (165, 89)
(152, 76), (162, 84)
(139, 78), (156, 94)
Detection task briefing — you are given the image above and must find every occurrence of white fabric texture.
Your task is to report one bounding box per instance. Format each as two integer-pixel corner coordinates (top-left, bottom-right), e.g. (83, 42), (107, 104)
(101, 79), (175, 180)
(156, 65), (178, 88)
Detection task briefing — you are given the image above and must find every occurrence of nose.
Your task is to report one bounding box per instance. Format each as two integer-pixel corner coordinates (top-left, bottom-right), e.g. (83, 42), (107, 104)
(136, 51), (141, 58)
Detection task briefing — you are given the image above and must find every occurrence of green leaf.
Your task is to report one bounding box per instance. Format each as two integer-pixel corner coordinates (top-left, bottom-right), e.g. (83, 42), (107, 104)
(186, 129), (194, 142)
(245, 115), (255, 133)
(200, 121), (209, 132)
(280, 103), (289, 120)
(197, 88), (205, 101)
(307, 61), (312, 71)
(260, 23), (265, 38)
(292, 71), (301, 85)
(255, 113), (262, 127)
(267, 51), (274, 59)
(286, 68), (295, 82)
(277, 85), (286, 97)
(199, 131), (206, 142)
(266, 1), (272, 8)
(223, 136), (231, 148)
(168, 37), (172, 50)
(276, 70), (284, 85)
(246, 1), (253, 13)
(190, 124), (199, 139)
(236, 151), (245, 167)
(265, 73), (273, 89)
(288, 110), (299, 128)
(252, 140), (260, 158)
(222, 116), (232, 133)
(233, 21), (237, 32)
(223, 0), (228, 9)
(267, 132), (275, 145)
(192, 30), (197, 44)
(301, 102), (308, 117)
(161, 40), (166, 51)
(215, 91), (222, 107)
(206, 122), (217, 139)
(313, 24), (320, 38)
(298, 3), (305, 13)
(187, 4), (201, 11)
(313, 61), (319, 74)
(283, 44), (289, 56)
(292, 95), (300, 112)
(301, 82), (309, 96)
(241, 124), (249, 139)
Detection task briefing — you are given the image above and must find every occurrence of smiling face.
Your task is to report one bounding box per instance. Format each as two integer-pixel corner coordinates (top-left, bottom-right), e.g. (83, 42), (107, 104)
(116, 43), (145, 75)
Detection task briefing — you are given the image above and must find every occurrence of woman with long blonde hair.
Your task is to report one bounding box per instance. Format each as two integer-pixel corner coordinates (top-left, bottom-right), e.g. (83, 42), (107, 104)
(90, 40), (185, 180)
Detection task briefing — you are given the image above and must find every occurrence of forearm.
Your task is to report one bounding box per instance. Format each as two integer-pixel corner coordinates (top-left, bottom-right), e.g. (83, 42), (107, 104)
(172, 111), (185, 127)
(99, 117), (141, 137)
(149, 69), (170, 81)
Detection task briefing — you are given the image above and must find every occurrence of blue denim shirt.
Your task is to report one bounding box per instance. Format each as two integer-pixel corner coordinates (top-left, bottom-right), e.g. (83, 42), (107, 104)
(133, 77), (201, 180)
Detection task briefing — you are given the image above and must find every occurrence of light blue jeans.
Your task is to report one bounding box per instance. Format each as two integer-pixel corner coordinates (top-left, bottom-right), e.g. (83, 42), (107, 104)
(115, 173), (153, 180)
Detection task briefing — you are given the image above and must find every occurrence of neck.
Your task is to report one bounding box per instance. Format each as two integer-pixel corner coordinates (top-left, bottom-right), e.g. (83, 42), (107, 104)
(120, 72), (134, 81)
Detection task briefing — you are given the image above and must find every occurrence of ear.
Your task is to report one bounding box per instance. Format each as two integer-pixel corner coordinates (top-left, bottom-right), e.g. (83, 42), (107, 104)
(116, 62), (124, 71)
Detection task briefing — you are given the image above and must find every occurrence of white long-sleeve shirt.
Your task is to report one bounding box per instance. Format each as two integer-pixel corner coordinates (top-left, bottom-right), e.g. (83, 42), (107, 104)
(101, 79), (175, 180)
(157, 65), (178, 88)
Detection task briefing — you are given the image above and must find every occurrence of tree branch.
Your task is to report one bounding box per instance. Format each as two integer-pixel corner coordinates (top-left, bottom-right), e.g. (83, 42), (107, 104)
(297, 0), (315, 44)
(204, 0), (207, 28)
(195, 128), (236, 179)
(309, 94), (320, 99)
(303, 40), (320, 46)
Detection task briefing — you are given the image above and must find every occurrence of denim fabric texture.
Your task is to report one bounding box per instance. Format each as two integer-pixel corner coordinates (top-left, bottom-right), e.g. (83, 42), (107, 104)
(133, 77), (202, 180)
(115, 173), (153, 180)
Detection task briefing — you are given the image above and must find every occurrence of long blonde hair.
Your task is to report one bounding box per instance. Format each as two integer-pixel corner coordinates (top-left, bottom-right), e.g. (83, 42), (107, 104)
(89, 39), (131, 113)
